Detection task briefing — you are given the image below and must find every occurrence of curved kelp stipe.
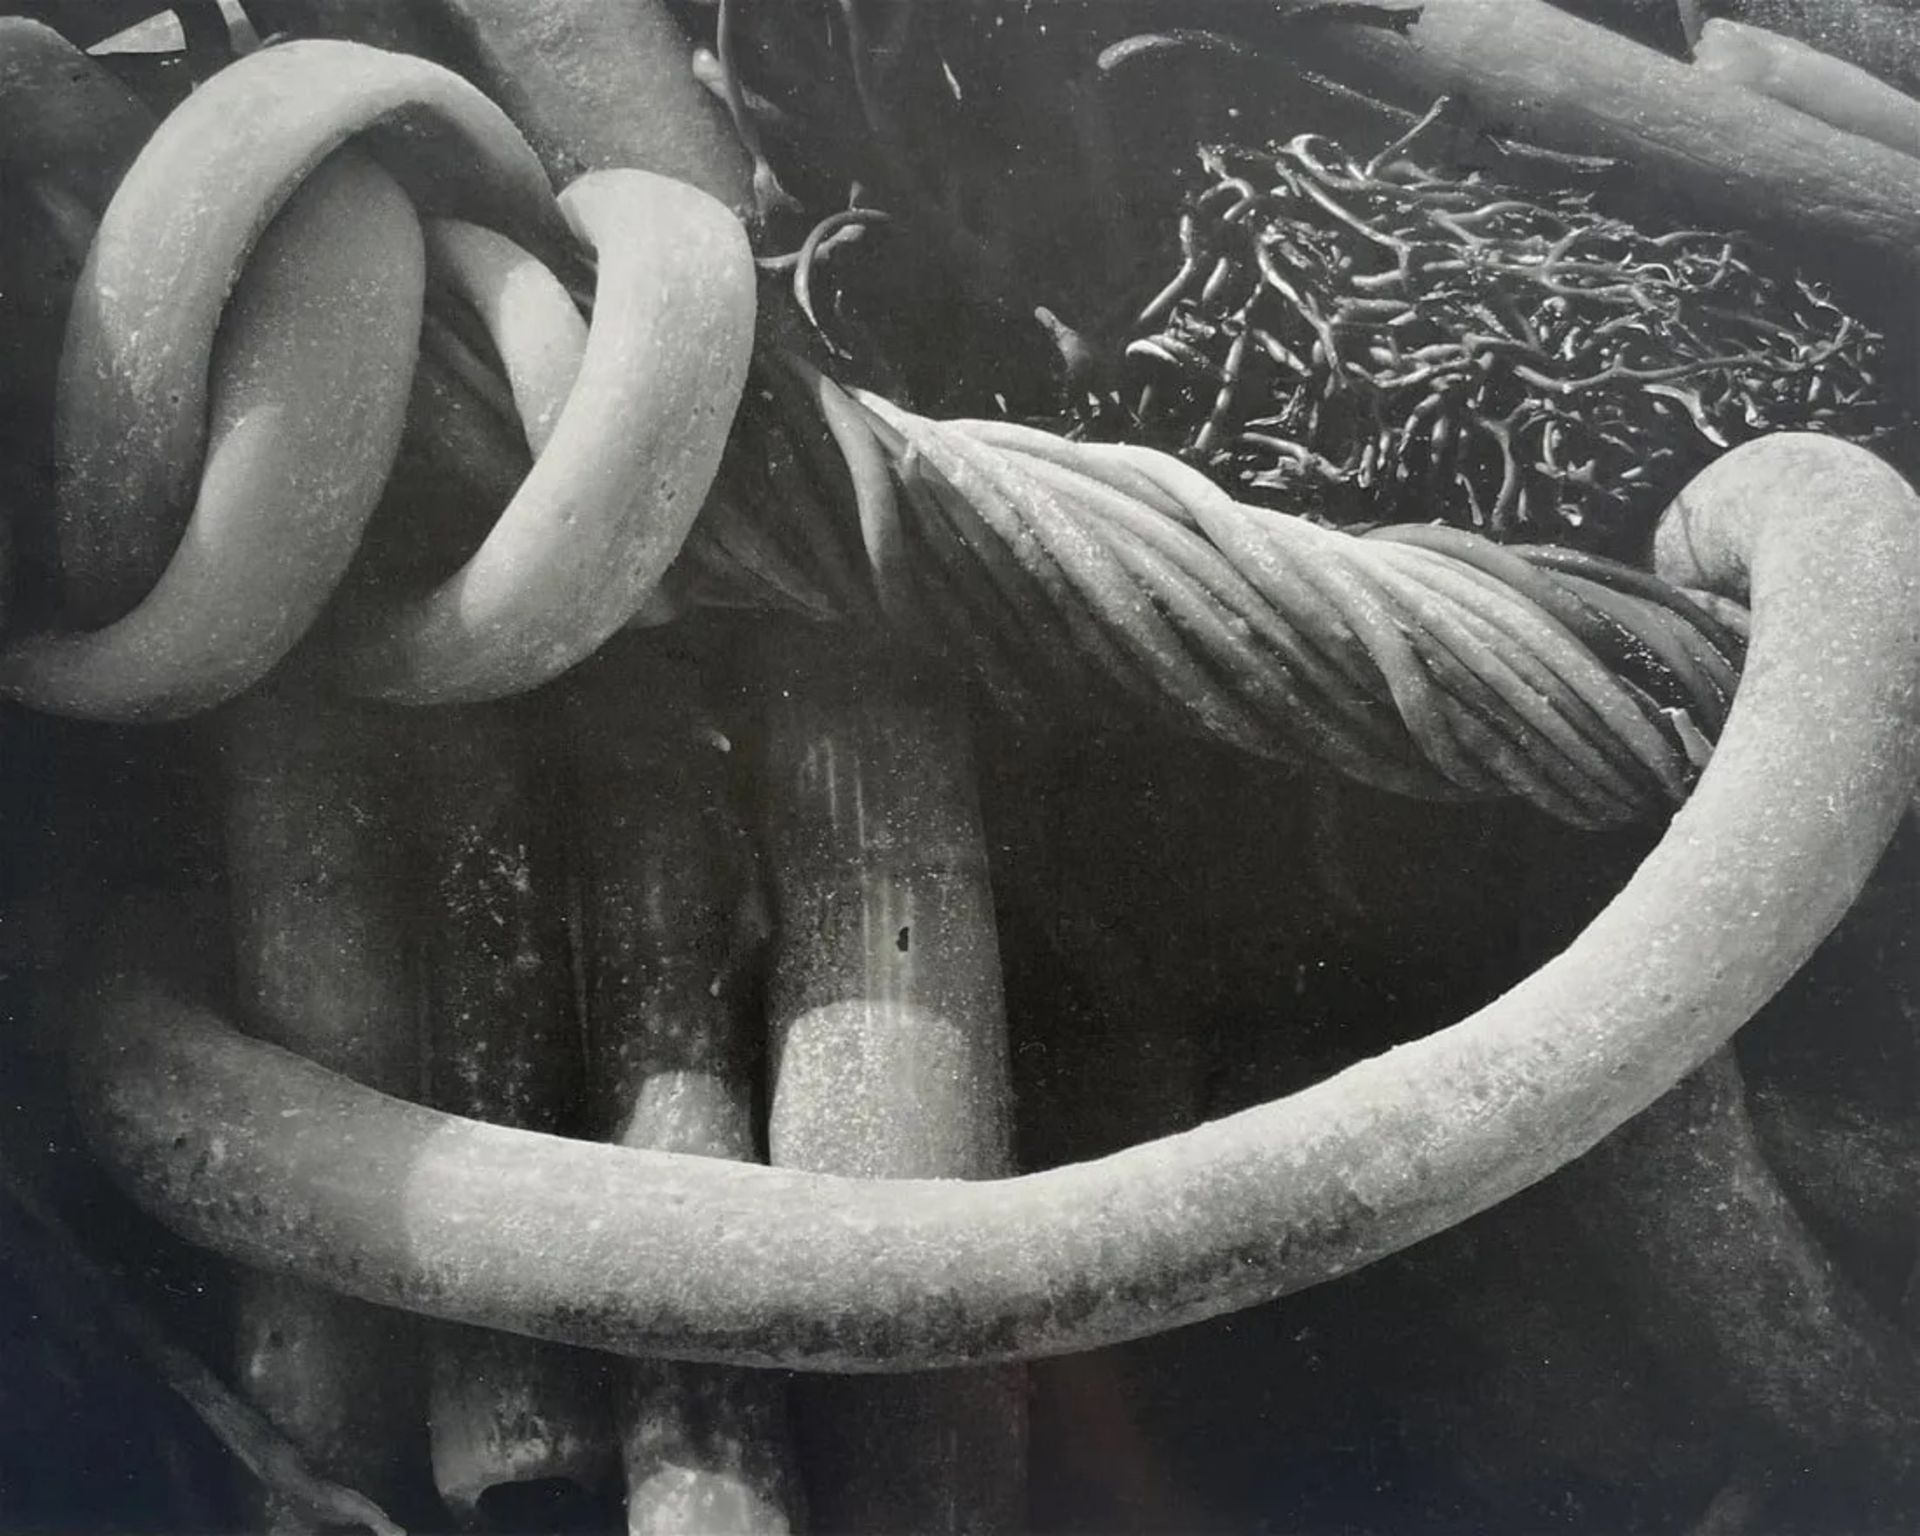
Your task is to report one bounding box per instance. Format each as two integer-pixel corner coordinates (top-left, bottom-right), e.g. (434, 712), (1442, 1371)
(70, 436), (1920, 1371)
(331, 170), (755, 703)
(419, 219), (586, 459)
(0, 153), (423, 721)
(53, 39), (563, 624)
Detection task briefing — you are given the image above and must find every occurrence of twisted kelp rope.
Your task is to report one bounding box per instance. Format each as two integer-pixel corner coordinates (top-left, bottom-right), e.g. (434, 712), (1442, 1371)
(753, 357), (1743, 830)
(0, 33), (1748, 833)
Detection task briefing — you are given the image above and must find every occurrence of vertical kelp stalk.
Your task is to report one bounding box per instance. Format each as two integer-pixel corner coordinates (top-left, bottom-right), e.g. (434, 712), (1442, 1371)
(1747, 1084), (1920, 1308)
(220, 676), (427, 1528)
(754, 628), (1027, 1533)
(0, 19), (152, 623)
(419, 0), (753, 218)
(409, 700), (617, 1529)
(566, 637), (805, 1535)
(1556, 1050), (1920, 1488)
(0, 1134), (403, 1535)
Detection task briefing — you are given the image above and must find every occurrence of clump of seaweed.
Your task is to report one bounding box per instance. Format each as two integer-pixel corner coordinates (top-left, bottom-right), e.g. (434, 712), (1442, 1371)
(1109, 112), (1896, 550)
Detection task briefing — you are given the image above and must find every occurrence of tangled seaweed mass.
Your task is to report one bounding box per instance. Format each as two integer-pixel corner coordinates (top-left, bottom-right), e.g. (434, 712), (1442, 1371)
(1113, 125), (1896, 549)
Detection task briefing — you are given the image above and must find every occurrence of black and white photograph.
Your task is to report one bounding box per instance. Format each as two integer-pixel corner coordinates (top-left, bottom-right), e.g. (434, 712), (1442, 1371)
(1, 1), (1918, 1531)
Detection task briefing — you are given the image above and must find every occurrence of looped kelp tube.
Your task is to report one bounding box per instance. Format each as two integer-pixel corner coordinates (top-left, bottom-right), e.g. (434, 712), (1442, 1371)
(71, 433), (1920, 1369)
